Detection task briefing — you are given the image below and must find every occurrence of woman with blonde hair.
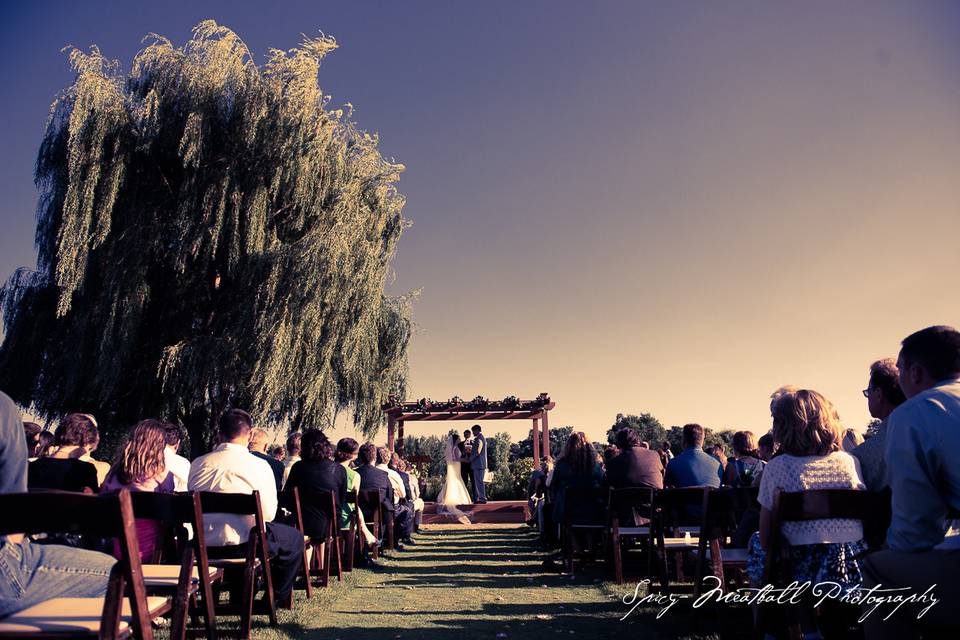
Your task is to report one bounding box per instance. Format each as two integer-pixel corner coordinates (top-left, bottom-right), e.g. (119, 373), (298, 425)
(746, 389), (866, 636)
(101, 419), (174, 561)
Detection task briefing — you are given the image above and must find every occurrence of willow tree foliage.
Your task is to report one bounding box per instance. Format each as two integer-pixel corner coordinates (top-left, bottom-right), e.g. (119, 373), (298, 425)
(0, 21), (413, 449)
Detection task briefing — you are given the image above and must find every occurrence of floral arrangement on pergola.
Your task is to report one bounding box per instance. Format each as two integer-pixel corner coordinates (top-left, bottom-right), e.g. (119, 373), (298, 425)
(382, 393), (556, 466)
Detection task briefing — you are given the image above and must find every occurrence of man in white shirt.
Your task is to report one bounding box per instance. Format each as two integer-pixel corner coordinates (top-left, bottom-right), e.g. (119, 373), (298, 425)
(163, 424), (191, 492)
(862, 326), (960, 639)
(375, 447), (406, 503)
(188, 409), (304, 608)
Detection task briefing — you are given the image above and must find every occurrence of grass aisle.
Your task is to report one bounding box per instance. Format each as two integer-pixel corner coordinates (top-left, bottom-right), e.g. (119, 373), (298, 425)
(256, 524), (632, 640)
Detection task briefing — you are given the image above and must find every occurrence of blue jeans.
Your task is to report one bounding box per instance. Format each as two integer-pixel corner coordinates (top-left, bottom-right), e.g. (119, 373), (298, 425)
(0, 538), (116, 618)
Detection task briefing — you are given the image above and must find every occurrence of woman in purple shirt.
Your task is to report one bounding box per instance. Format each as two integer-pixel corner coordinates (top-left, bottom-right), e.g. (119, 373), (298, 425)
(101, 419), (174, 561)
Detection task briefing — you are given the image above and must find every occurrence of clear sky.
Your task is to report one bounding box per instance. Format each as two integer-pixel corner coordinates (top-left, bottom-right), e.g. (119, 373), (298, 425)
(2, 1), (959, 447)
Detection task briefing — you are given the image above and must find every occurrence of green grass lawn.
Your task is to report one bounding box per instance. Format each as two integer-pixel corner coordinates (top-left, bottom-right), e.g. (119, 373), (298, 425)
(211, 524), (746, 640)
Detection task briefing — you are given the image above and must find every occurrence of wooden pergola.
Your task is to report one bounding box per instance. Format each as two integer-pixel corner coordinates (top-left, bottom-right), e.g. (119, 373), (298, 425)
(382, 394), (557, 467)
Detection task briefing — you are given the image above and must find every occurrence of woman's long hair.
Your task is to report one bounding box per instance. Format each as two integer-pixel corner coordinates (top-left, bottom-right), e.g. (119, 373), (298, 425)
(558, 431), (596, 475)
(772, 389), (843, 456)
(112, 419), (168, 486)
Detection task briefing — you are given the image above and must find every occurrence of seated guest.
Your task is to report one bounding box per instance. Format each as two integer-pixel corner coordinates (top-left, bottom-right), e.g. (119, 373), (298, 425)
(28, 413), (99, 493)
(841, 428), (864, 452)
(851, 358), (906, 492)
(334, 438), (377, 547)
(756, 432), (776, 462)
(189, 409), (304, 609)
(163, 423), (191, 492)
(280, 432), (301, 488)
(708, 444), (728, 470)
(723, 430), (765, 488)
(380, 448), (415, 544)
(549, 431), (604, 526)
(862, 326), (960, 638)
(664, 424), (723, 488)
(76, 418), (110, 487)
(391, 454), (423, 534)
(284, 429), (347, 539)
(23, 421), (41, 458)
(605, 428), (663, 527)
(659, 441), (674, 464)
(30, 430), (54, 461)
(0, 391), (117, 618)
(101, 419), (175, 561)
(746, 389), (866, 638)
(355, 442), (412, 546)
(605, 428), (664, 490)
(269, 445), (284, 462)
(602, 445), (620, 470)
(248, 428), (284, 491)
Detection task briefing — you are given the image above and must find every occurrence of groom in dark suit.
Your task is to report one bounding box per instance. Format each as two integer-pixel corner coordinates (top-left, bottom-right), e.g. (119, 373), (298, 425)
(459, 429), (473, 499)
(469, 424), (488, 503)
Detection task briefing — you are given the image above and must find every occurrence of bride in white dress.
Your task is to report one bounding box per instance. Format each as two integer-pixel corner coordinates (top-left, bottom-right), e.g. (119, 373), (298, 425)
(436, 433), (473, 523)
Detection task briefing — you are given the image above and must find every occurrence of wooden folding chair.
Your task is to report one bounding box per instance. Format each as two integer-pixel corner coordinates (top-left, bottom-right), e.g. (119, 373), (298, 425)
(561, 486), (609, 574)
(277, 488), (313, 601)
(294, 489), (343, 587)
(340, 490), (362, 571)
(357, 489), (383, 560)
(653, 487), (709, 591)
(691, 487), (758, 598)
(0, 490), (168, 639)
(197, 491), (278, 639)
(129, 491), (223, 640)
(759, 488), (891, 640)
(608, 486), (658, 584)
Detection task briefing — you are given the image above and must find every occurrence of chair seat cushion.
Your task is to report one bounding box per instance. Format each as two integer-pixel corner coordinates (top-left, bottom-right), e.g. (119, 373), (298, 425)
(0, 596), (168, 635)
(617, 527), (650, 535)
(142, 564), (224, 588)
(661, 536), (700, 549)
(208, 557), (261, 568)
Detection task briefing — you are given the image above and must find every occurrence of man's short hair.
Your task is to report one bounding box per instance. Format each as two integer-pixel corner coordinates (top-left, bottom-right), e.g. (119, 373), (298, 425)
(758, 433), (775, 450)
(359, 442), (377, 464)
(219, 408), (253, 441)
(163, 423), (186, 447)
(55, 413), (98, 447)
(869, 358), (907, 407)
(681, 423), (704, 448)
(286, 432), (302, 456)
(900, 325), (960, 382)
(335, 437), (359, 463)
(615, 428), (640, 449)
(376, 446), (391, 465)
(471, 424), (481, 434)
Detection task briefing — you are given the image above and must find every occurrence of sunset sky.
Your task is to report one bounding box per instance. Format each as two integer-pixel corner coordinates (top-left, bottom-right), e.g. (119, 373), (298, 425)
(2, 1), (959, 446)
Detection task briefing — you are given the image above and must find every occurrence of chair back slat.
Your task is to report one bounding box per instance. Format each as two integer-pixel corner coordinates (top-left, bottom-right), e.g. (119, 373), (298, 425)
(6, 489), (129, 538)
(197, 491), (259, 515)
(561, 487), (607, 525)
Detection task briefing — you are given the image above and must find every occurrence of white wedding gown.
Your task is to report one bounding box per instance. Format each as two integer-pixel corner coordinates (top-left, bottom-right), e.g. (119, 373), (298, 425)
(436, 437), (473, 523)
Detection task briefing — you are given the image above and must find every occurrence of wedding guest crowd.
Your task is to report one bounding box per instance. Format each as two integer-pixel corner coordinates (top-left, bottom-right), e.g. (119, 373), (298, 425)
(3, 323), (960, 639)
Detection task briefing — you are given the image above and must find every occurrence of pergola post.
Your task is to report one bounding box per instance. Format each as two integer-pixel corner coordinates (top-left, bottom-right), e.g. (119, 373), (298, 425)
(532, 417), (541, 468)
(387, 414), (396, 452)
(398, 420), (405, 456)
(541, 410), (550, 461)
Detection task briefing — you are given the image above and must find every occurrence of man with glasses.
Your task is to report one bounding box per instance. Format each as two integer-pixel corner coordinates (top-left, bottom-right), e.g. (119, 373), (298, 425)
(851, 358), (906, 491)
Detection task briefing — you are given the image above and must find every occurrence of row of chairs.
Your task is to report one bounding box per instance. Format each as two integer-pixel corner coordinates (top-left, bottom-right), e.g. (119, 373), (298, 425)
(0, 486), (398, 640)
(562, 485), (891, 597)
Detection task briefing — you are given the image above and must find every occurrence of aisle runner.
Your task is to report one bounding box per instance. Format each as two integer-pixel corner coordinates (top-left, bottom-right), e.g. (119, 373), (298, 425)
(295, 524), (623, 639)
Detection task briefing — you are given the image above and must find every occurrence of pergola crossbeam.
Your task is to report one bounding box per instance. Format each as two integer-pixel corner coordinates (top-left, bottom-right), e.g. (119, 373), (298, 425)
(381, 395), (556, 467)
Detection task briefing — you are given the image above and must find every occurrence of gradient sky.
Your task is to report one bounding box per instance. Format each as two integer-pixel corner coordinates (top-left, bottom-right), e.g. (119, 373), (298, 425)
(2, 1), (959, 446)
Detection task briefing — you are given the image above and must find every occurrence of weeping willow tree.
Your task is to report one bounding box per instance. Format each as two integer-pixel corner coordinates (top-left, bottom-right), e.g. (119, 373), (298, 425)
(0, 21), (413, 450)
